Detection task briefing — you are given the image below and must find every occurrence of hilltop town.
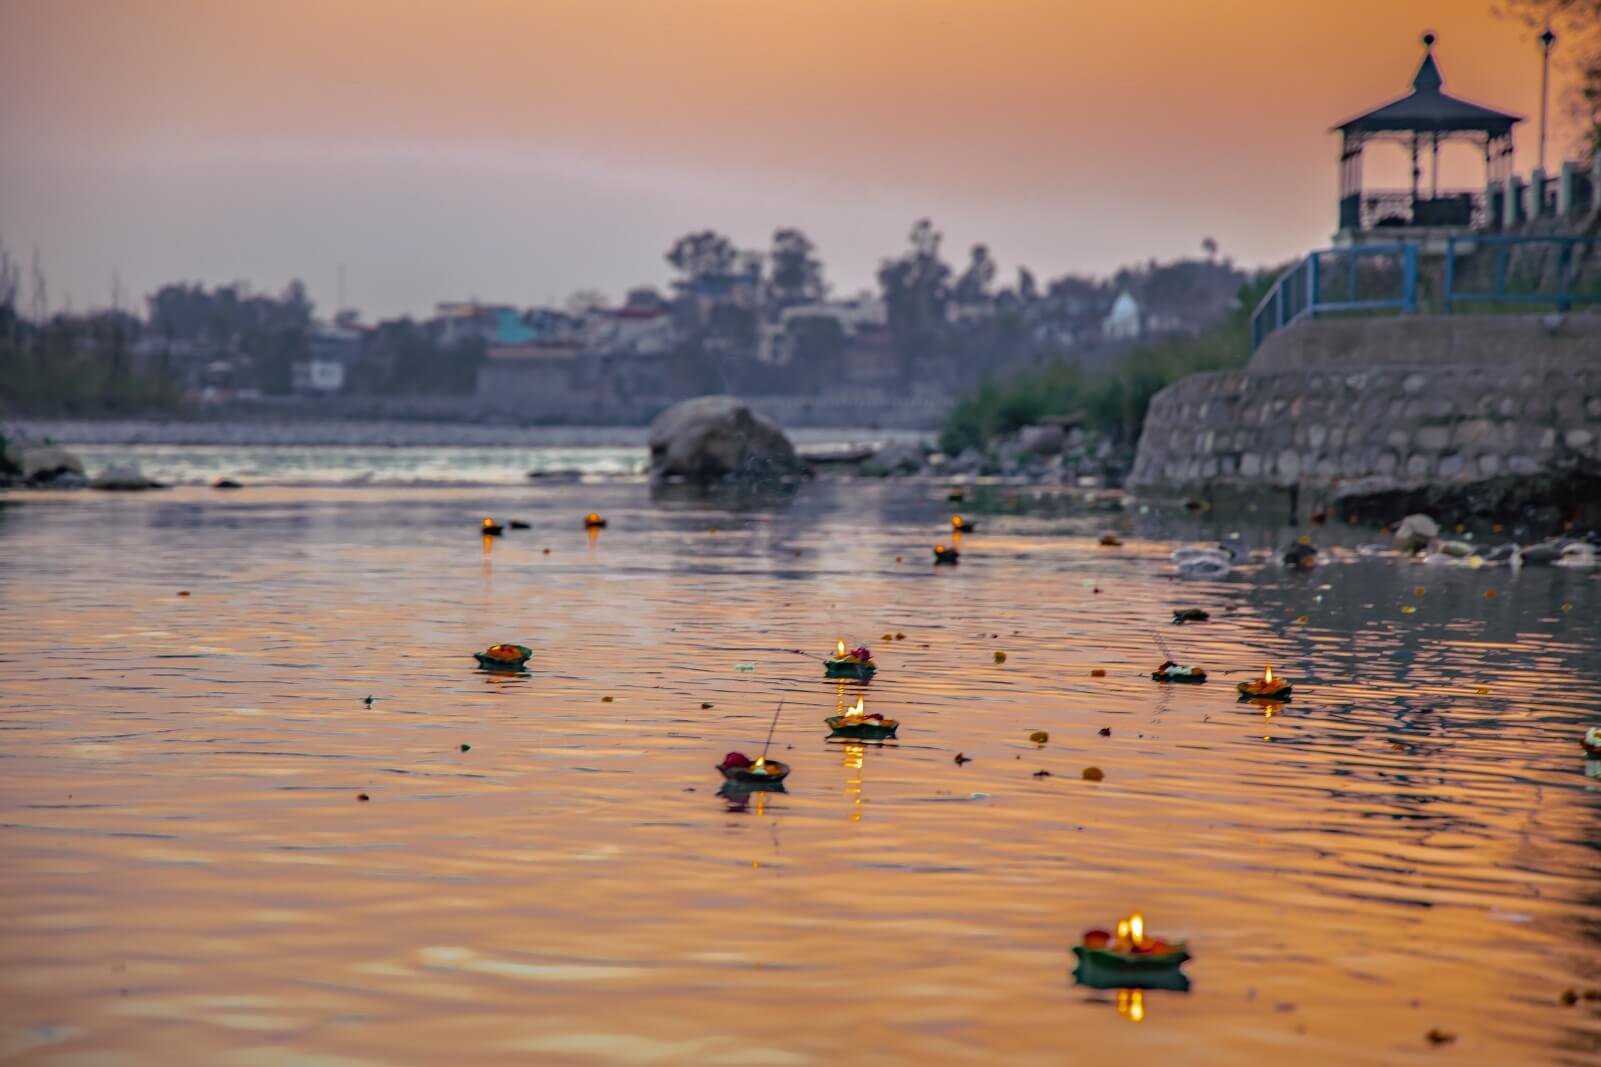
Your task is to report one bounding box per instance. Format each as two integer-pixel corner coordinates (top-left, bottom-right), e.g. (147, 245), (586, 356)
(0, 223), (1247, 428)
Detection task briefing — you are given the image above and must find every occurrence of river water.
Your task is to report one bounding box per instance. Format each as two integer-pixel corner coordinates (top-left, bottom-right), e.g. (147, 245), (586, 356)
(2, 470), (1600, 1065)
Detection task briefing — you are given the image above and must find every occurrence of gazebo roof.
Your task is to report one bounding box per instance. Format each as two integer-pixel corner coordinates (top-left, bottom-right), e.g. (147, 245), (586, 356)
(1332, 35), (1521, 136)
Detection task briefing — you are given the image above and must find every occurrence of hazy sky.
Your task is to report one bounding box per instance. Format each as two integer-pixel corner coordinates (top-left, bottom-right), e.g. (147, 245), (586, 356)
(0, 0), (1583, 319)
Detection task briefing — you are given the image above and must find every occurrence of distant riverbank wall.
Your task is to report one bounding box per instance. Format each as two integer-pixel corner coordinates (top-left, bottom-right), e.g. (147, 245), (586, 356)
(1128, 314), (1601, 510)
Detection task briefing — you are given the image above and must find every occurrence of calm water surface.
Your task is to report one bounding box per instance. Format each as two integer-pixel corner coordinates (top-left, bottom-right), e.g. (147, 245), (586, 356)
(2, 477), (1600, 1066)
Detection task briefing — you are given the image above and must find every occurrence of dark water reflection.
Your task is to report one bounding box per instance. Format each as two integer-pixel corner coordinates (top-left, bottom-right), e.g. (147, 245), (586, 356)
(1, 480), (1600, 1065)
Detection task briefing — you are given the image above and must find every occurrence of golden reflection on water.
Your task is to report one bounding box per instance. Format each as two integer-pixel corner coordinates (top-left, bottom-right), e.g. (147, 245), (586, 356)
(1, 482), (1600, 1065)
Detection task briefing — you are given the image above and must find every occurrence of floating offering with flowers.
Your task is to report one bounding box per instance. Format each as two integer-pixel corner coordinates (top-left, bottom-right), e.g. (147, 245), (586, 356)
(826, 696), (898, 740)
(481, 517), (504, 536)
(584, 512), (607, 529)
(1237, 663), (1292, 701)
(1074, 913), (1191, 975)
(1583, 727), (1601, 757)
(474, 643), (531, 670)
(825, 640), (877, 680)
(717, 751), (790, 785)
(934, 544), (960, 565)
(1151, 660), (1207, 683)
(951, 515), (977, 533)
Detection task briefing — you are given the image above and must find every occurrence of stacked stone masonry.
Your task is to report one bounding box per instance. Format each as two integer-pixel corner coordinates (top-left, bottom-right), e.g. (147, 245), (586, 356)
(1129, 316), (1601, 492)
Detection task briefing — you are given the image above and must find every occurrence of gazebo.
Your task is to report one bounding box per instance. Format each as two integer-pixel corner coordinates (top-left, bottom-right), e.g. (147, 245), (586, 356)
(1333, 33), (1521, 235)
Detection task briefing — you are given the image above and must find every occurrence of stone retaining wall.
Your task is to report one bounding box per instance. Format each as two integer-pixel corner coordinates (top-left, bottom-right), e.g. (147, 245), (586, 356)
(1130, 316), (1601, 493)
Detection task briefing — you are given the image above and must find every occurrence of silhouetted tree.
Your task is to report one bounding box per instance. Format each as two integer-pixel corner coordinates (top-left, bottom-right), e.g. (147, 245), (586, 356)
(666, 230), (737, 281)
(768, 228), (825, 307)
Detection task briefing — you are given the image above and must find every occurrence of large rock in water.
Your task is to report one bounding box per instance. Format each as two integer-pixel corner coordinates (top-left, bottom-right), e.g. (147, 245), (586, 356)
(1391, 513), (1440, 554)
(1, 434), (86, 484)
(648, 396), (804, 486)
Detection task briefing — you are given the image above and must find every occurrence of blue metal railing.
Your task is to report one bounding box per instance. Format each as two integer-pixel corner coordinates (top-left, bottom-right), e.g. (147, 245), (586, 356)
(1251, 235), (1601, 349)
(1443, 234), (1601, 313)
(1251, 244), (1417, 349)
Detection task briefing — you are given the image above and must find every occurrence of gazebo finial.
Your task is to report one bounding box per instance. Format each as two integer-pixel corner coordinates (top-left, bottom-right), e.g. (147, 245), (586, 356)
(1412, 33), (1444, 92)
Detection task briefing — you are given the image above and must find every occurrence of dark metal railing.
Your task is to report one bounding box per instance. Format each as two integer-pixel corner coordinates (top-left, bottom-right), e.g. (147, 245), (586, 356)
(1353, 189), (1486, 230)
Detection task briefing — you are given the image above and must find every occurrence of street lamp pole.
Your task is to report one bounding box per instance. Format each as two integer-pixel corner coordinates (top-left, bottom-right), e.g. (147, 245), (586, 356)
(1539, 26), (1557, 174)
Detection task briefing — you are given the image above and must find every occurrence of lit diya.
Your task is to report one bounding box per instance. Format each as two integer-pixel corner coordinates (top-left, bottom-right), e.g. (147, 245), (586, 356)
(951, 515), (977, 533)
(1074, 913), (1191, 974)
(1237, 663), (1292, 701)
(1151, 660), (1207, 683)
(826, 696), (899, 740)
(934, 544), (960, 565)
(584, 512), (607, 529)
(717, 751), (790, 785)
(825, 640), (877, 680)
(481, 517), (504, 536)
(474, 643), (531, 670)
(1583, 727), (1601, 757)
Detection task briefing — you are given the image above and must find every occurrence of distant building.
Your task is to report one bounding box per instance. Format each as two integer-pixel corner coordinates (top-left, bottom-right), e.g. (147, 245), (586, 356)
(584, 306), (675, 355)
(291, 323), (365, 395)
(758, 295), (887, 366)
(1101, 291), (1142, 340)
(433, 303), (535, 346)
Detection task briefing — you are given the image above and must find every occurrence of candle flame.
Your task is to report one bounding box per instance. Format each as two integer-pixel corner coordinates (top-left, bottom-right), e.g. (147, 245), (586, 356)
(586, 512), (600, 523)
(846, 696), (865, 719)
(935, 544), (947, 553)
(1129, 913), (1145, 946)
(482, 517), (495, 528)
(1263, 663), (1273, 684)
(1116, 919), (1130, 942)
(753, 756), (766, 770)
(837, 639), (846, 657)
(951, 515), (963, 528)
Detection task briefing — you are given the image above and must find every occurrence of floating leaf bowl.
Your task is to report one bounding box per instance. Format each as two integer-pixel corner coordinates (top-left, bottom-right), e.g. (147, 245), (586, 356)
(826, 715), (898, 740)
(717, 759), (790, 785)
(824, 658), (877, 680)
(1237, 680), (1293, 701)
(474, 644), (532, 671)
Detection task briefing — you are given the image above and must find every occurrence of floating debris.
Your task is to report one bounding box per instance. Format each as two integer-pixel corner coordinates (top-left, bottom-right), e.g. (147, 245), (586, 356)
(1029, 731), (1049, 744)
(1099, 534), (1124, 547)
(213, 478), (242, 489)
(1280, 542), (1317, 569)
(1584, 727), (1601, 757)
(1098, 727), (1112, 736)
(1033, 769), (1052, 778)
(507, 519), (530, 530)
(954, 753), (971, 765)
(1171, 608), (1209, 625)
(735, 663), (755, 672)
(1425, 1029), (1456, 1046)
(1152, 661), (1207, 684)
(460, 743), (471, 752)
(1090, 668), (1107, 677)
(825, 640), (877, 680)
(895, 631), (906, 640)
(994, 651), (1008, 664)
(177, 591), (191, 597)
(475, 643), (532, 671)
(356, 793), (370, 802)
(1082, 766), (1104, 781)
(700, 702), (715, 709)
(601, 695), (614, 703)
(1402, 605), (1418, 615)
(947, 487), (965, 502)
(363, 695), (373, 707)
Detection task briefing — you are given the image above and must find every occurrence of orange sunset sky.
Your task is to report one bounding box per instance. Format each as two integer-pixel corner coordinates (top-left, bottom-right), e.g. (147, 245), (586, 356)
(0, 0), (1585, 317)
